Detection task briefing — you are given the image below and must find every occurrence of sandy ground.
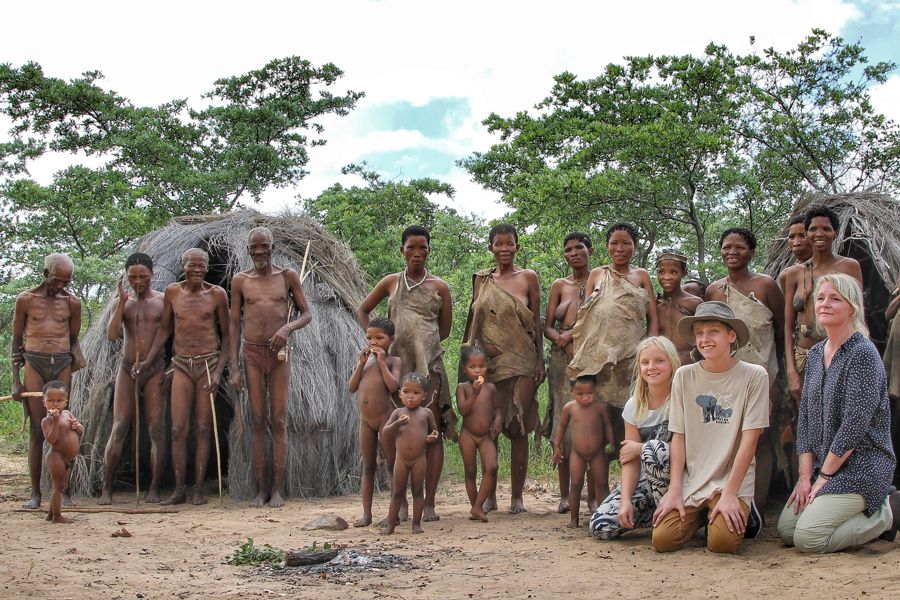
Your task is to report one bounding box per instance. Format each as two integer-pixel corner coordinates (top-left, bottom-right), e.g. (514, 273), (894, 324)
(1, 451), (899, 600)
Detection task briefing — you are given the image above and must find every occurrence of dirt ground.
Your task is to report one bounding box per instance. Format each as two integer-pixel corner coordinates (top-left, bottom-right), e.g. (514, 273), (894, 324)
(1, 452), (898, 600)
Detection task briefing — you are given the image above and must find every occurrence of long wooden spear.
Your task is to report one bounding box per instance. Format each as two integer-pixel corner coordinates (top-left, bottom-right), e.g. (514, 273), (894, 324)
(205, 361), (223, 503)
(134, 298), (141, 507)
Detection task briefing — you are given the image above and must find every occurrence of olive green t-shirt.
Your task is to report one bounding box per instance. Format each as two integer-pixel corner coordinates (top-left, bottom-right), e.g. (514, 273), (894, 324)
(668, 360), (769, 506)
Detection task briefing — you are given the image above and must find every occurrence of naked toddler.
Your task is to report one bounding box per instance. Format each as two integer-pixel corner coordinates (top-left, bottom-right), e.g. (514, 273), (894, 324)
(553, 374), (614, 528)
(40, 381), (83, 523)
(382, 372), (439, 534)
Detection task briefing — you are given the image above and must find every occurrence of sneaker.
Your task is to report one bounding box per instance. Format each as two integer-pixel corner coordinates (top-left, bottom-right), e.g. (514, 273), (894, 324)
(744, 501), (762, 539)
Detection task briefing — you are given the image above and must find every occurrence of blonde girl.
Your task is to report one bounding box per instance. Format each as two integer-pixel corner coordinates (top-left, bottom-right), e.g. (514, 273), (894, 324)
(590, 336), (680, 539)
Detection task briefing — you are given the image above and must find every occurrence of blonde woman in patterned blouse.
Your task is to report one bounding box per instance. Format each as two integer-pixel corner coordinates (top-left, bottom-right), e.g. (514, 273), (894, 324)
(778, 273), (899, 552)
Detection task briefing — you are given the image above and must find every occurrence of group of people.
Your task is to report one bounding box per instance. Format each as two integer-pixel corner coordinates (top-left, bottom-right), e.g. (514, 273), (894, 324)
(12, 227), (311, 517)
(10, 207), (900, 555)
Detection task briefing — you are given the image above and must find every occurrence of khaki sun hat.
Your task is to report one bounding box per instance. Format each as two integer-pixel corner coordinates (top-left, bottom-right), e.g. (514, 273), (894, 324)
(676, 301), (750, 350)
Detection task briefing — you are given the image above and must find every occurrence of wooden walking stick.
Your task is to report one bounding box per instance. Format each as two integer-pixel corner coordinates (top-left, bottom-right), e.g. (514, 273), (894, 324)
(205, 361), (224, 503)
(134, 301), (141, 507)
(0, 392), (43, 403)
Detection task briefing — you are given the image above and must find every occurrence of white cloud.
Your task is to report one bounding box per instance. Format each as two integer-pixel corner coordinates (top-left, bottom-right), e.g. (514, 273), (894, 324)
(2, 0), (864, 221)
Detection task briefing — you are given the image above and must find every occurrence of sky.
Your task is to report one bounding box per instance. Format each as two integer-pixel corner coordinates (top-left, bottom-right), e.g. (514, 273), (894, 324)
(2, 0), (899, 220)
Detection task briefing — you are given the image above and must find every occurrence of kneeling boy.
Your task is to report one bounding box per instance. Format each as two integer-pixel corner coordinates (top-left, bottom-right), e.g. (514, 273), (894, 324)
(651, 301), (768, 554)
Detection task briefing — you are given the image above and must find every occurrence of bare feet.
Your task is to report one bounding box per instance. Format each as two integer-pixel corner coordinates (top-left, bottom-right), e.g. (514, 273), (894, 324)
(508, 497), (526, 514)
(160, 488), (187, 505)
(145, 489), (160, 504)
(423, 505), (440, 522)
(556, 498), (570, 514)
(62, 494), (75, 507)
(588, 499), (599, 513)
(470, 507), (489, 522)
(412, 523), (424, 534)
(267, 491), (284, 508)
(22, 494), (41, 510)
(566, 519), (579, 529)
(249, 492), (268, 508)
(52, 514), (74, 524)
(97, 490), (113, 506)
(192, 490), (208, 506)
(482, 496), (497, 513)
(381, 521), (397, 535)
(354, 515), (372, 527)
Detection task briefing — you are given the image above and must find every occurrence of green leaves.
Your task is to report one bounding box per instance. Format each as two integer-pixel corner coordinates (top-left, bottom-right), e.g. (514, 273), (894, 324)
(0, 57), (362, 322)
(462, 30), (899, 281)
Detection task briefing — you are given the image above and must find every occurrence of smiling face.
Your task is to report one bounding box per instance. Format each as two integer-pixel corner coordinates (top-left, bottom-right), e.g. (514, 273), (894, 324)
(402, 235), (430, 269)
(655, 259), (686, 294)
(365, 326), (394, 352)
(815, 281), (852, 330)
(693, 321), (736, 362)
(182, 251), (208, 283)
(807, 216), (836, 254)
(638, 344), (674, 387)
(720, 233), (753, 271)
(127, 264), (153, 295)
(43, 388), (68, 412)
(489, 232), (519, 267)
(563, 238), (592, 271)
(607, 229), (635, 267)
(247, 231), (273, 270)
(463, 353), (488, 383)
(399, 380), (426, 409)
(787, 222), (812, 261)
(571, 380), (597, 407)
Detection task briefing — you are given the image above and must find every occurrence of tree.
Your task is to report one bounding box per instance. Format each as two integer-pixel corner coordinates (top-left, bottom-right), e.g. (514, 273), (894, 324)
(461, 31), (900, 281)
(739, 29), (900, 196)
(0, 57), (363, 316)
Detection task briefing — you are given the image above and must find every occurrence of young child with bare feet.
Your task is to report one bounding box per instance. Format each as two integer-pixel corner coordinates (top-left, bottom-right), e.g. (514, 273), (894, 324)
(348, 316), (401, 527)
(655, 250), (702, 366)
(553, 374), (615, 528)
(456, 346), (501, 522)
(40, 381), (83, 523)
(382, 372), (439, 534)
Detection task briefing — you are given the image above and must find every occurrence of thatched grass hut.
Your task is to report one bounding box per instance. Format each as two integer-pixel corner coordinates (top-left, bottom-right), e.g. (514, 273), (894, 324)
(764, 192), (900, 351)
(67, 210), (367, 499)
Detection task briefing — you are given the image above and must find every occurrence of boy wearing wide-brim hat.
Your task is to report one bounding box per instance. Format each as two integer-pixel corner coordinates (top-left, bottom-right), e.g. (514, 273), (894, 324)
(650, 301), (769, 554)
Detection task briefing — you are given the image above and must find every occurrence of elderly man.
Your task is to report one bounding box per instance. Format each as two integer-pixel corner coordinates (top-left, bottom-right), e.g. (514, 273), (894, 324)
(12, 253), (82, 509)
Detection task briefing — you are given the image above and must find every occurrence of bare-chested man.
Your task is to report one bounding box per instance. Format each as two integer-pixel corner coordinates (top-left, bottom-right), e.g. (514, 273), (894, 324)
(654, 249), (702, 366)
(99, 253), (166, 505)
(705, 227), (785, 510)
(781, 206), (862, 405)
(464, 223), (545, 514)
(356, 225), (455, 522)
(143, 248), (230, 505)
(230, 227), (311, 508)
(12, 253), (81, 509)
(543, 232), (594, 514)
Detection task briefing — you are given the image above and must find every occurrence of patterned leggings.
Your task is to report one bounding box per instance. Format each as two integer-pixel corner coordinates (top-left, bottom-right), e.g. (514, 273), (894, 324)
(589, 439), (670, 539)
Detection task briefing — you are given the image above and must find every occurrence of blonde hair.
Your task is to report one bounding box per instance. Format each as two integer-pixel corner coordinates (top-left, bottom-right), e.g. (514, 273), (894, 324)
(814, 273), (868, 337)
(630, 336), (681, 421)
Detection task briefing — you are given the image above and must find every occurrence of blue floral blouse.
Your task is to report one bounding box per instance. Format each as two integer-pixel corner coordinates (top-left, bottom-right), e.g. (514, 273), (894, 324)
(796, 332), (895, 516)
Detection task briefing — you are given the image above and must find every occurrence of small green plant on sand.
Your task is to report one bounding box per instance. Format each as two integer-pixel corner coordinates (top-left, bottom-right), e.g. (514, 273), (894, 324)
(227, 538), (285, 567)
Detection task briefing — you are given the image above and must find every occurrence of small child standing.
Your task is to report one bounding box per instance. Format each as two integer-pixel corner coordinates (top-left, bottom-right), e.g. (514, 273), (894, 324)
(40, 380), (83, 524)
(654, 250), (702, 366)
(382, 372), (439, 534)
(348, 316), (402, 528)
(553, 374), (615, 528)
(456, 346), (501, 522)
